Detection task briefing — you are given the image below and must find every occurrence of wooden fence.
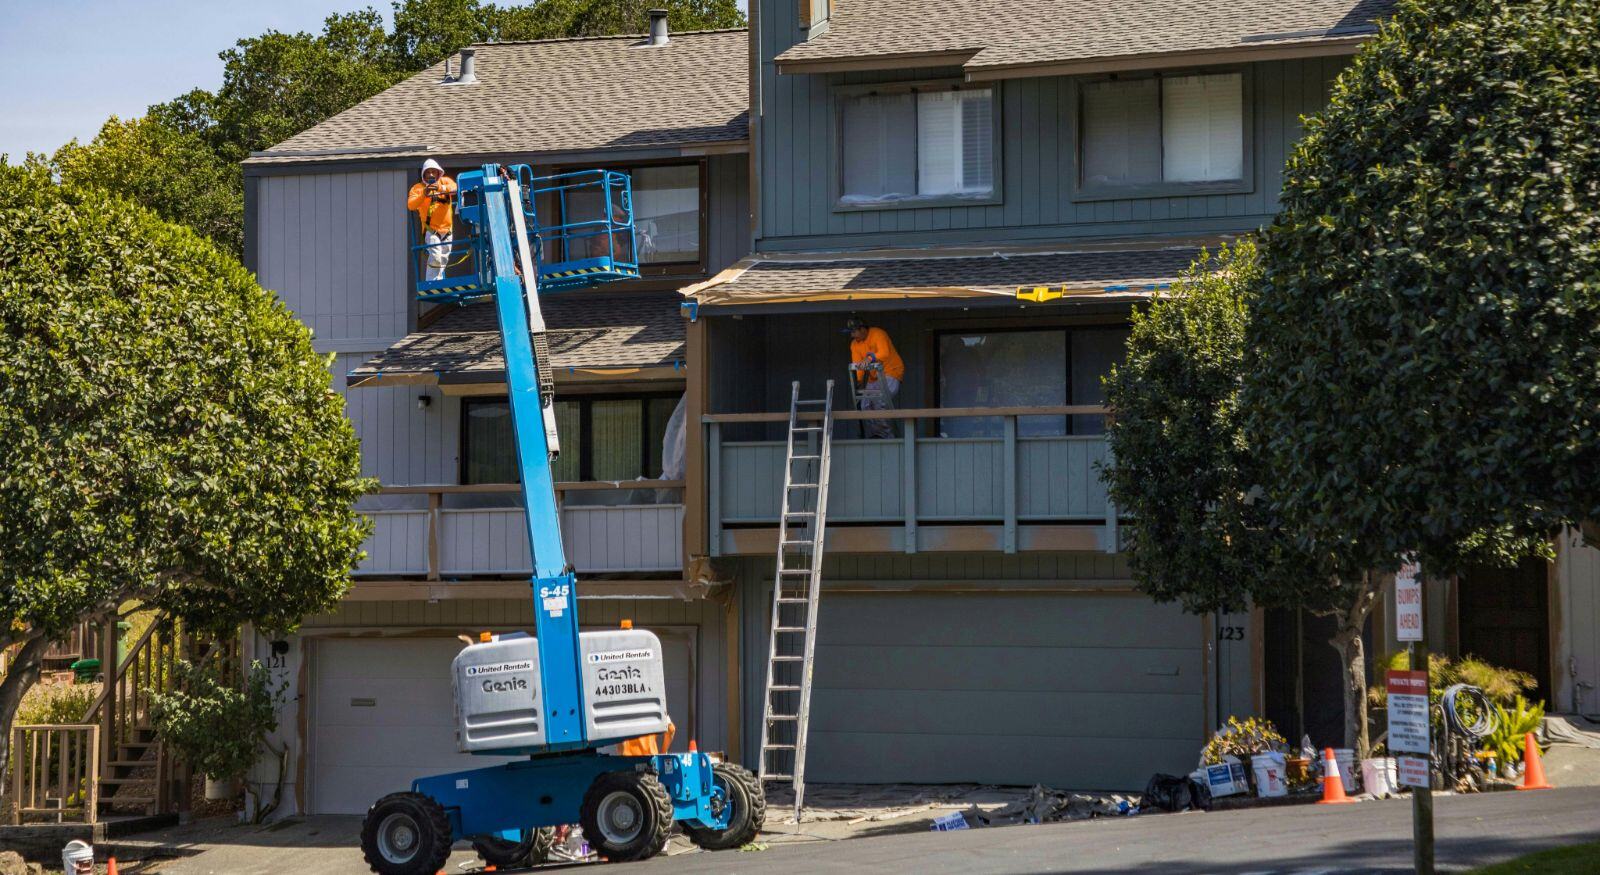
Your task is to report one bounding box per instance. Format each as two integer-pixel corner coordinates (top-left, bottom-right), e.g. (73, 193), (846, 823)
(9, 724), (99, 824)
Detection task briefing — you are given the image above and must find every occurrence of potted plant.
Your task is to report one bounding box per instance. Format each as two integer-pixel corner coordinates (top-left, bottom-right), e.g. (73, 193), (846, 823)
(1202, 716), (1288, 794)
(152, 660), (282, 802)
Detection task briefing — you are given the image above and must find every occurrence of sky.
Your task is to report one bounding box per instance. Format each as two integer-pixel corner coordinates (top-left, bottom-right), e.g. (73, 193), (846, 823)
(0, 0), (393, 159)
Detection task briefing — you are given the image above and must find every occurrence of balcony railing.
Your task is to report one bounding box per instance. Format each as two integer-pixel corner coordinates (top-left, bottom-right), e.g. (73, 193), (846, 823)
(705, 406), (1117, 555)
(356, 481), (686, 579)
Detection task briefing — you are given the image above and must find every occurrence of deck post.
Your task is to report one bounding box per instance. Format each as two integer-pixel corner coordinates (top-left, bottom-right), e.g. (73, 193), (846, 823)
(903, 420), (918, 554)
(707, 422), (722, 557)
(1003, 416), (1018, 554)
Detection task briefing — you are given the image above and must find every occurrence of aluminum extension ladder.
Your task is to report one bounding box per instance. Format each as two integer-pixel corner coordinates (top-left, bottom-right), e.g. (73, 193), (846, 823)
(758, 380), (836, 821)
(847, 360), (894, 438)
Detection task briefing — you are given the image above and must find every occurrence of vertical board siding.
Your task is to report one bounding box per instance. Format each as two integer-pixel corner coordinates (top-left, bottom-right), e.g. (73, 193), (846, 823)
(755, 29), (1345, 250)
(1017, 437), (1110, 519)
(915, 439), (1005, 520)
(1558, 531), (1600, 714)
(255, 170), (411, 344)
(706, 153), (752, 273)
(330, 353), (454, 485)
(428, 506), (685, 575)
(357, 511), (432, 575)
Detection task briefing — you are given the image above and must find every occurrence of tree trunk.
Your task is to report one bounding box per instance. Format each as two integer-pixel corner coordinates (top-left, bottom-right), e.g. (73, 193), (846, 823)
(1333, 623), (1370, 759)
(0, 634), (52, 782)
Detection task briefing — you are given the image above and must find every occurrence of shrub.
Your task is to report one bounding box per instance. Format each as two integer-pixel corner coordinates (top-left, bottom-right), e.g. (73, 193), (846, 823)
(151, 661), (281, 782)
(1202, 716), (1288, 764)
(16, 681), (100, 726)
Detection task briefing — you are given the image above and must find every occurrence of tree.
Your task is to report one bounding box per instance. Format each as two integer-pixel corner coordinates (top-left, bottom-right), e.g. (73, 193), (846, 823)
(0, 165), (371, 769)
(52, 116), (244, 256)
(1103, 244), (1381, 753)
(1246, 0), (1595, 735)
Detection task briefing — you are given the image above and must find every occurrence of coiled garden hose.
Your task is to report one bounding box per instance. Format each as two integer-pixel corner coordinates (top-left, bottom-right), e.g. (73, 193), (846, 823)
(1441, 684), (1496, 741)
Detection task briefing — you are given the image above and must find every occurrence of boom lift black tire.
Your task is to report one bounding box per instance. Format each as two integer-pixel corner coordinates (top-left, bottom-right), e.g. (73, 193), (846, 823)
(361, 792), (452, 875)
(579, 770), (673, 862)
(472, 826), (557, 867)
(683, 763), (766, 850)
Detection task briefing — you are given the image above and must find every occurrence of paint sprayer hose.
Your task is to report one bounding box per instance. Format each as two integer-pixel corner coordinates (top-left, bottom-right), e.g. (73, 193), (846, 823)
(1441, 684), (1496, 741)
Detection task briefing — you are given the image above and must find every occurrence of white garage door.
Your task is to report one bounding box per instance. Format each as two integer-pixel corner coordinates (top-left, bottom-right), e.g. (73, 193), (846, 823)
(311, 633), (693, 815)
(799, 592), (1205, 791)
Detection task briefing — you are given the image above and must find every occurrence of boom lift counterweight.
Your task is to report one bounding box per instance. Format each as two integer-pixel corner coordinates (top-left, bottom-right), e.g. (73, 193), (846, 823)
(360, 164), (764, 874)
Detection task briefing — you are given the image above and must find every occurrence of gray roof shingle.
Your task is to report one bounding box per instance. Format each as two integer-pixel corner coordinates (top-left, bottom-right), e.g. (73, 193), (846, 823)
(247, 30), (748, 166)
(349, 291), (686, 384)
(776, 0), (1393, 75)
(685, 245), (1209, 307)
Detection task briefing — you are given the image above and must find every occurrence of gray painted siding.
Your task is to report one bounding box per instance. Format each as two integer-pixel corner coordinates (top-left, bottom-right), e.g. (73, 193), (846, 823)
(755, 0), (1342, 250)
(1556, 531), (1600, 715)
(255, 171), (413, 346)
(303, 597), (729, 752)
(330, 352), (457, 485)
(707, 152), (752, 273)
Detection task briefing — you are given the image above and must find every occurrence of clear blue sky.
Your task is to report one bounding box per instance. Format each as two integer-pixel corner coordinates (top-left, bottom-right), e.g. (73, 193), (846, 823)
(0, 0), (392, 159)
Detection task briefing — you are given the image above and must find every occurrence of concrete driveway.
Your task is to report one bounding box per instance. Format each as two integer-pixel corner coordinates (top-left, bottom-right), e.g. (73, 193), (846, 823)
(114, 785), (1600, 875)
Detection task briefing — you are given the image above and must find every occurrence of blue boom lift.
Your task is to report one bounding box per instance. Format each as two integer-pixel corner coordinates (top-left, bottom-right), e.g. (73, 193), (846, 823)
(360, 165), (764, 874)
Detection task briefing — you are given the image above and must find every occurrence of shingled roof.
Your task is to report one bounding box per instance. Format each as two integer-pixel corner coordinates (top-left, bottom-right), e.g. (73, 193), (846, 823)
(683, 244), (1211, 309)
(247, 29), (748, 166)
(776, 0), (1393, 77)
(348, 292), (685, 387)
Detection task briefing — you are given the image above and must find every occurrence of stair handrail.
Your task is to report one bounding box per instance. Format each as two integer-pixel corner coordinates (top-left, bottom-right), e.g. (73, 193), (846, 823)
(80, 619), (161, 724)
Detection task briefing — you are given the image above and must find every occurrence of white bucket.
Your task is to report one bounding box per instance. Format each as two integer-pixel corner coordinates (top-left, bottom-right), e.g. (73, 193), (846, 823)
(1362, 757), (1398, 798)
(1333, 748), (1360, 793)
(1251, 752), (1288, 797)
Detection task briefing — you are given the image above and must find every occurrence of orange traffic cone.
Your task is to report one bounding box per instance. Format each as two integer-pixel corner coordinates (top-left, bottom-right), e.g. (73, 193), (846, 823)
(106, 859), (118, 875)
(1317, 747), (1356, 804)
(1517, 731), (1553, 791)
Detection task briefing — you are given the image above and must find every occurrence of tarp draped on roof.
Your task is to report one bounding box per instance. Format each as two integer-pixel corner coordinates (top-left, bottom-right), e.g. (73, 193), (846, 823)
(681, 245), (1210, 308)
(246, 30), (748, 167)
(775, 0), (1393, 77)
(348, 292), (685, 388)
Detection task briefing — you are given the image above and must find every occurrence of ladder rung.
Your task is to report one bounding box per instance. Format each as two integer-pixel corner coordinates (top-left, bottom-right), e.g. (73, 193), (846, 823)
(777, 597), (810, 604)
(791, 426), (822, 433)
(790, 455), (820, 461)
(763, 773), (794, 780)
(774, 626), (807, 633)
(771, 656), (804, 662)
(787, 483), (819, 489)
(785, 510), (816, 517)
(767, 715), (798, 721)
(764, 743), (796, 750)
(778, 569), (811, 575)
(769, 685), (801, 692)
(780, 540), (814, 547)
(795, 399), (828, 406)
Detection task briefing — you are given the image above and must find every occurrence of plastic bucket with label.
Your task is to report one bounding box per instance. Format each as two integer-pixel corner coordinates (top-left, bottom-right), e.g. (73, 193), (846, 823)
(1362, 757), (1398, 798)
(1251, 752), (1288, 797)
(1333, 748), (1361, 793)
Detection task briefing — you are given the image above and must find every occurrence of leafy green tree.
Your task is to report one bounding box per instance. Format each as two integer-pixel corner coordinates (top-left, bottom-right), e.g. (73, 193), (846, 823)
(0, 166), (371, 770)
(1248, 0), (1593, 576)
(52, 116), (244, 256)
(1104, 244), (1383, 753)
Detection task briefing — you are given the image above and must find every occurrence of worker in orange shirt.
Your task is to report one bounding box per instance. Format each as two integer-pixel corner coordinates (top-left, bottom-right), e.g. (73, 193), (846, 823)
(845, 316), (905, 439)
(408, 159), (458, 281)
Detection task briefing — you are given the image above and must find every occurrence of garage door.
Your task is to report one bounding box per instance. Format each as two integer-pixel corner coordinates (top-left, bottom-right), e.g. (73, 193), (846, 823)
(311, 633), (693, 815)
(800, 592), (1204, 790)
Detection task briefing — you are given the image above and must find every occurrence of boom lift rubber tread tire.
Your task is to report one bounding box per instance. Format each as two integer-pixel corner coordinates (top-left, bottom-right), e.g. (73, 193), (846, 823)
(471, 826), (557, 867)
(579, 770), (673, 862)
(683, 763), (766, 850)
(361, 792), (452, 875)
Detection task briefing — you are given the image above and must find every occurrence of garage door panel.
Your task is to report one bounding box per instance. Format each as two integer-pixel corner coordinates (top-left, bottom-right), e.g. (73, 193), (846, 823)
(808, 689), (1201, 739)
(792, 592), (1205, 790)
(805, 731), (1198, 789)
(817, 594), (1196, 649)
(315, 678), (462, 726)
(814, 644), (1200, 694)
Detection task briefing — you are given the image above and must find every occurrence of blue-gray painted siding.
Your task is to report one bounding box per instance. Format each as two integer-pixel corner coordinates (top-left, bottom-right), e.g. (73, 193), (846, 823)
(755, 0), (1342, 250)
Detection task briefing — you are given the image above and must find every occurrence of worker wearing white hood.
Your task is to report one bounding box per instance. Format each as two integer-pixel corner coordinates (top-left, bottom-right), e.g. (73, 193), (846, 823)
(407, 158), (457, 281)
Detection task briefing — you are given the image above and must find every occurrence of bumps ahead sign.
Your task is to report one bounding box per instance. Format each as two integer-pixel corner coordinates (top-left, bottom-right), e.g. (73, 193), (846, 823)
(1395, 560), (1423, 642)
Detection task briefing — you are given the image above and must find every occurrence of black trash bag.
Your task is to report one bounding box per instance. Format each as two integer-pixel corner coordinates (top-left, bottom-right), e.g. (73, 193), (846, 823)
(1142, 773), (1213, 812)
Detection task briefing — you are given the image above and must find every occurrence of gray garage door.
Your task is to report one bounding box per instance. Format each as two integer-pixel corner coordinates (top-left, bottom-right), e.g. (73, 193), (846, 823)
(798, 591), (1204, 790)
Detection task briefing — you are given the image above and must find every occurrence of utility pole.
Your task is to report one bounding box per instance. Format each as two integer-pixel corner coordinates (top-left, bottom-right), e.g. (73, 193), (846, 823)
(1411, 569), (1435, 875)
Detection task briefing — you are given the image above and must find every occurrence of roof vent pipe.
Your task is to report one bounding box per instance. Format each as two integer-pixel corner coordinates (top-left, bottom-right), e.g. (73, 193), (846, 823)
(647, 9), (670, 45)
(456, 48), (478, 83)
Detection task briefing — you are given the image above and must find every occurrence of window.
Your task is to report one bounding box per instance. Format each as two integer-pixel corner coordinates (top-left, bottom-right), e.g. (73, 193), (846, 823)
(936, 326), (1130, 437)
(838, 85), (996, 206)
(462, 395), (681, 485)
(546, 163), (703, 272)
(1079, 72), (1247, 196)
(799, 0), (831, 29)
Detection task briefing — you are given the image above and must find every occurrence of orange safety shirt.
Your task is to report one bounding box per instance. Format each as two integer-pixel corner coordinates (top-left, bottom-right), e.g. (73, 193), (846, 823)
(407, 176), (458, 234)
(850, 326), (905, 382)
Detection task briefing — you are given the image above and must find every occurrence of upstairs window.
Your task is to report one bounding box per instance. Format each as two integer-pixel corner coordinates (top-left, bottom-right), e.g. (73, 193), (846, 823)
(837, 85), (997, 207)
(462, 394), (680, 485)
(1078, 72), (1248, 197)
(544, 162), (704, 274)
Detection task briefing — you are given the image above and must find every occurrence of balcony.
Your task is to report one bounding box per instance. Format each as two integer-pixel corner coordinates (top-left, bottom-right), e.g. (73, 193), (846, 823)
(705, 406), (1118, 555)
(355, 481), (685, 580)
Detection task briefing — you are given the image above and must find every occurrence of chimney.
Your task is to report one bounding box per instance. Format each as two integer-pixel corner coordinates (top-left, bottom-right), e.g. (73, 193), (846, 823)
(456, 48), (478, 83)
(647, 9), (670, 45)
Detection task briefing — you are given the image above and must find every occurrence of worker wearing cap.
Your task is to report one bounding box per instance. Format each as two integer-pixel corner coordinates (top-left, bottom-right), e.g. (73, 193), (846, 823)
(845, 316), (904, 439)
(408, 158), (458, 281)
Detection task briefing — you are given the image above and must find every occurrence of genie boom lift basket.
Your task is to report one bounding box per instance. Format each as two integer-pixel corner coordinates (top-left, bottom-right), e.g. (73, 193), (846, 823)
(363, 165), (763, 874)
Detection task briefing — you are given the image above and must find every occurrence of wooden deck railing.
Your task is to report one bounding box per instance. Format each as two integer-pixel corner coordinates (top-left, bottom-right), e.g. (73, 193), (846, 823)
(704, 405), (1117, 555)
(9, 724), (99, 824)
(357, 480), (687, 578)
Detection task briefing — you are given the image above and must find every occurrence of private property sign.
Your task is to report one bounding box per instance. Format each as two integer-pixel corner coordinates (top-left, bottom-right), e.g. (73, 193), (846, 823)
(1395, 560), (1423, 642)
(1387, 670), (1430, 754)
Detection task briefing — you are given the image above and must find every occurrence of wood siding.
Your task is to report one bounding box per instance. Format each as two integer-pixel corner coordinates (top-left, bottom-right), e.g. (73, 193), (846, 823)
(1556, 531), (1600, 715)
(755, 0), (1344, 250)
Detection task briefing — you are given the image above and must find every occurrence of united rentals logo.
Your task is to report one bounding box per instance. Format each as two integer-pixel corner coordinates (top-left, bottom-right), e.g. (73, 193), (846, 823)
(587, 649), (653, 664)
(464, 660), (533, 677)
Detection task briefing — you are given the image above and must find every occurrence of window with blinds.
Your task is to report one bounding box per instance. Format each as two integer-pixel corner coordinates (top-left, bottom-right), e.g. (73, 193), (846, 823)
(1079, 72), (1246, 194)
(462, 395), (680, 485)
(839, 86), (996, 205)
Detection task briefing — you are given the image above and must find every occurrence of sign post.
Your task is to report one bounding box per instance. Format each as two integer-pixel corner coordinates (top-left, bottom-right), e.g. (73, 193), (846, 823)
(1395, 559), (1433, 874)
